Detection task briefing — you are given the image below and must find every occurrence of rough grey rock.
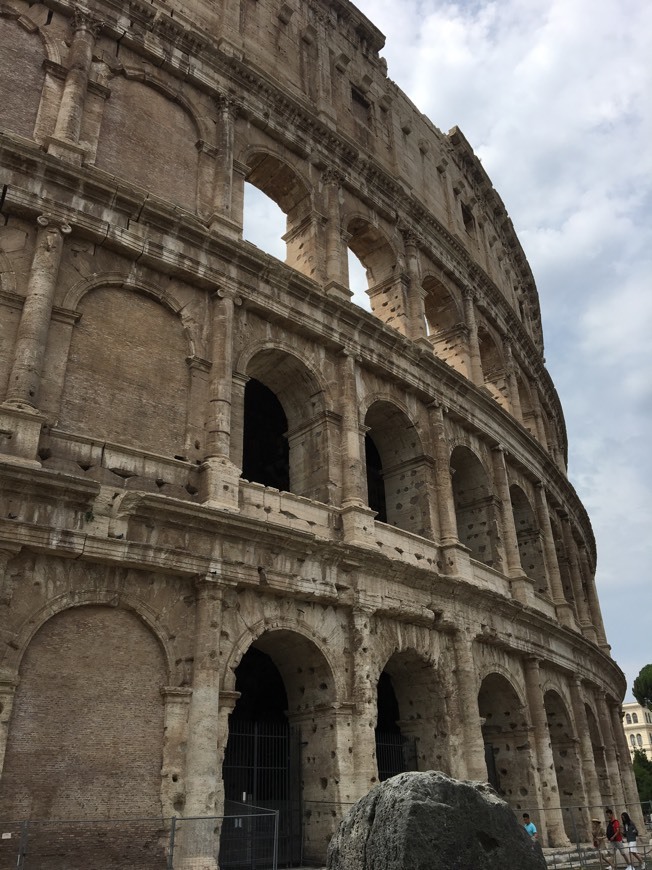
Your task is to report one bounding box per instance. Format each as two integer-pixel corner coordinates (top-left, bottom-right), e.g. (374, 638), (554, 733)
(327, 771), (546, 870)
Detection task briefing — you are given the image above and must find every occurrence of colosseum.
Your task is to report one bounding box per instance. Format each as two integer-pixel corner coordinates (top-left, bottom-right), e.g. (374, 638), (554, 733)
(0, 0), (640, 867)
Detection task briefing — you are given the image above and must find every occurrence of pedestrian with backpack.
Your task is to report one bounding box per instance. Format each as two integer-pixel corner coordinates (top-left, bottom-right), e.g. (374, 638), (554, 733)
(621, 812), (645, 869)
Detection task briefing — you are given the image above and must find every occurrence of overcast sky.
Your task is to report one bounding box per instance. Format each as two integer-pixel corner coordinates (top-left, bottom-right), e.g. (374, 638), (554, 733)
(245, 0), (651, 700)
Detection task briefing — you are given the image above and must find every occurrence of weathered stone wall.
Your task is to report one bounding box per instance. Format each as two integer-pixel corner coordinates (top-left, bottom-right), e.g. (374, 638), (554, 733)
(0, 0), (639, 866)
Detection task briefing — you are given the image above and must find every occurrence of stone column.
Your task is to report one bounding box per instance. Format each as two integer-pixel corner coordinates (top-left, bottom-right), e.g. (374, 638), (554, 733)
(5, 215), (71, 409)
(339, 353), (375, 544)
(451, 631), (487, 781)
(402, 231), (427, 342)
(427, 403), (466, 576)
(596, 691), (626, 812)
(160, 687), (192, 818)
(210, 95), (238, 228)
(534, 483), (574, 627)
(569, 678), (603, 816)
(608, 700), (645, 829)
(491, 446), (535, 605)
(322, 170), (349, 293)
(350, 607), (380, 797)
(504, 340), (523, 421)
(560, 515), (593, 639)
(184, 578), (223, 818)
(578, 544), (609, 651)
(201, 289), (241, 510)
(523, 657), (569, 846)
(48, 9), (101, 161)
(462, 288), (483, 386)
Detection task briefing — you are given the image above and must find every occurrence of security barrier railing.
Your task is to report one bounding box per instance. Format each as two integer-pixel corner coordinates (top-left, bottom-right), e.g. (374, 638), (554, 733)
(0, 803), (279, 870)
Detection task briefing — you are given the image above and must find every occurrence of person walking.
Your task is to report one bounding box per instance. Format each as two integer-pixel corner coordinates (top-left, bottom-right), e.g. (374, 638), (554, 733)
(621, 811), (645, 869)
(606, 808), (629, 868)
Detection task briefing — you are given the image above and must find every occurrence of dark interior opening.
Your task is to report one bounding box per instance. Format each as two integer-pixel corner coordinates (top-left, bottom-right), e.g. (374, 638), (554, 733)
(376, 671), (400, 732)
(365, 434), (387, 522)
(231, 646), (288, 724)
(242, 378), (290, 492)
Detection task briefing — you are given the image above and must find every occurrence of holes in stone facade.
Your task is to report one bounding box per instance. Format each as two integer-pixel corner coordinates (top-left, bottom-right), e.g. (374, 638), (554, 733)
(450, 446), (496, 567)
(510, 484), (547, 596)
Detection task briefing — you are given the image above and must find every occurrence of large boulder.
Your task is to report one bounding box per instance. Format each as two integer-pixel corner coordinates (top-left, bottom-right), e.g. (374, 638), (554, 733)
(327, 771), (546, 870)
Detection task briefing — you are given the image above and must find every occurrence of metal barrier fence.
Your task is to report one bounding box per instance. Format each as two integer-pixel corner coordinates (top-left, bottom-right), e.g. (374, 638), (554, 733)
(0, 803), (278, 870)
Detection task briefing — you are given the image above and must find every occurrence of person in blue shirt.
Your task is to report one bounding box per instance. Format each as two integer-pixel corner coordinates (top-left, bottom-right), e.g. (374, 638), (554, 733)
(523, 813), (538, 841)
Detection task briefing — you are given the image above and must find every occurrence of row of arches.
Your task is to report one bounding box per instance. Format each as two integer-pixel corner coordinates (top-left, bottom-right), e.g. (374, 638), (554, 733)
(0, 602), (628, 858)
(0, 9), (559, 457)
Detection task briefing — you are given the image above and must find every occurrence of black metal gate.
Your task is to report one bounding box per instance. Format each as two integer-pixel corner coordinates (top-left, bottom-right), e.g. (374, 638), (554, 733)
(375, 731), (418, 782)
(220, 721), (302, 869)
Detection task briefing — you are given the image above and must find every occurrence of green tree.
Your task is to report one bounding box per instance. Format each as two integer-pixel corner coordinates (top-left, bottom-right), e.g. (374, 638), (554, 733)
(632, 750), (652, 804)
(633, 664), (652, 711)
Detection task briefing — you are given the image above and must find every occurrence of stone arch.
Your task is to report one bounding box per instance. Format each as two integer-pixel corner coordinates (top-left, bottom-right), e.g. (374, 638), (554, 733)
(422, 274), (466, 375)
(544, 688), (587, 839)
(516, 373), (538, 437)
(450, 445), (499, 567)
(509, 484), (548, 595)
(377, 649), (449, 777)
(0, 604), (167, 822)
(0, 12), (50, 140)
(95, 73), (200, 210)
(59, 283), (191, 457)
(363, 399), (429, 535)
(222, 625), (341, 864)
(346, 216), (405, 332)
(478, 671), (536, 812)
(549, 511), (576, 615)
(0, 249), (18, 400)
(238, 345), (333, 502)
(5, 590), (175, 683)
(242, 149), (316, 279)
(477, 323), (509, 408)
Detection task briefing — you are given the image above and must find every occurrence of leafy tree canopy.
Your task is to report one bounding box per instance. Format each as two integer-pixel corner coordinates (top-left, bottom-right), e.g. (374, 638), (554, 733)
(632, 750), (652, 804)
(633, 664), (652, 711)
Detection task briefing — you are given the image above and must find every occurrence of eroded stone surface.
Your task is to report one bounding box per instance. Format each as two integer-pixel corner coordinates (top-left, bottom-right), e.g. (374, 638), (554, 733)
(327, 772), (546, 870)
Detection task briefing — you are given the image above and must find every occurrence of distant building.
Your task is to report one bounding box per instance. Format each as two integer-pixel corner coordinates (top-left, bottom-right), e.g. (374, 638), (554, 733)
(623, 702), (652, 759)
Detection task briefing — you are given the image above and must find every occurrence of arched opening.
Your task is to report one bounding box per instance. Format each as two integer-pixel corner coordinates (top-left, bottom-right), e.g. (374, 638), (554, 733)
(450, 446), (498, 567)
(364, 401), (428, 536)
(242, 378), (290, 492)
(243, 182), (286, 260)
(517, 375), (538, 438)
(585, 704), (610, 806)
(347, 248), (372, 311)
(550, 512), (576, 618)
(346, 218), (405, 333)
(477, 326), (509, 409)
(422, 276), (466, 375)
(544, 690), (587, 840)
(509, 485), (548, 595)
(240, 350), (331, 502)
(377, 651), (449, 780)
(0, 606), (166, 865)
(477, 673), (535, 812)
(223, 631), (338, 866)
(244, 153), (315, 279)
(365, 434), (387, 522)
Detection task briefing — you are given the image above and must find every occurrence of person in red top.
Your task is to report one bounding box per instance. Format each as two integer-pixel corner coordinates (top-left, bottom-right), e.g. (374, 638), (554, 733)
(606, 808), (629, 867)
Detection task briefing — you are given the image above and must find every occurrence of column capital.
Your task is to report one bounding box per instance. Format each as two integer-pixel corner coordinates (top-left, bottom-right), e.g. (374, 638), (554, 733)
(37, 214), (72, 234)
(214, 92), (240, 119)
(321, 167), (344, 186)
(214, 286), (242, 305)
(71, 7), (103, 36)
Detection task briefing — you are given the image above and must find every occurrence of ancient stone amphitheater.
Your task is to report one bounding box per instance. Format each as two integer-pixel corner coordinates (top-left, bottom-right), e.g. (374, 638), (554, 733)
(0, 0), (639, 867)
